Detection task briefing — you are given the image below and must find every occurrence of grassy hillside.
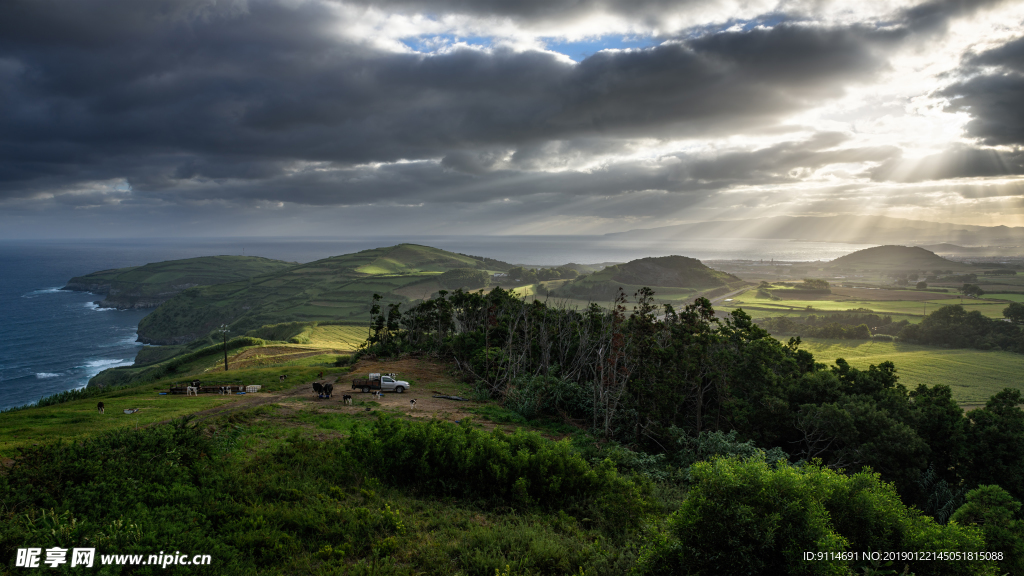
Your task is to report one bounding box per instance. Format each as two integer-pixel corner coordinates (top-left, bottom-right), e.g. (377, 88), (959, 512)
(554, 255), (745, 301)
(0, 356), (1007, 575)
(827, 245), (965, 270)
(136, 244), (510, 345)
(63, 255), (294, 309)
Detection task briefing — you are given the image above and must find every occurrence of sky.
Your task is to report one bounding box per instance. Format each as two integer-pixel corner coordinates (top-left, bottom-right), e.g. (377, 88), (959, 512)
(1, 0), (1023, 238)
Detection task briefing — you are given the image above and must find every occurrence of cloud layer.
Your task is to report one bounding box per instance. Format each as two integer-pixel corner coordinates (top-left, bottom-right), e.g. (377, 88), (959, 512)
(1, 0), (1023, 236)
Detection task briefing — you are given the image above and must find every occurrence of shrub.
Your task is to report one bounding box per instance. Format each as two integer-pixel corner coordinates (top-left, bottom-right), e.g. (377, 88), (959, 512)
(633, 457), (994, 576)
(345, 416), (648, 528)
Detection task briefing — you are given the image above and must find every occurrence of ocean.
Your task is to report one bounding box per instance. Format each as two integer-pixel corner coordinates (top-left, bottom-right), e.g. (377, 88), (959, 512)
(0, 235), (875, 410)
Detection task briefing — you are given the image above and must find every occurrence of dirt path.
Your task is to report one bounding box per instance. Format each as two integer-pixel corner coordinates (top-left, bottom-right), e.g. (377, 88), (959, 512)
(155, 357), (480, 426)
(151, 373), (343, 426)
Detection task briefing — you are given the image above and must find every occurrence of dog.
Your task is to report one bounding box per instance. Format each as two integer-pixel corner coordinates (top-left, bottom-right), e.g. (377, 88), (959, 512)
(342, 394), (352, 405)
(97, 402), (104, 414)
(409, 399), (416, 410)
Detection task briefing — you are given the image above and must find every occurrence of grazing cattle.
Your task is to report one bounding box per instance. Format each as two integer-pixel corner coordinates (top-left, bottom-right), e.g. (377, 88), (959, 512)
(342, 394), (352, 405)
(313, 382), (324, 398)
(324, 382), (334, 398)
(186, 386), (198, 396)
(409, 399), (416, 410)
(279, 375), (287, 382)
(97, 402), (104, 414)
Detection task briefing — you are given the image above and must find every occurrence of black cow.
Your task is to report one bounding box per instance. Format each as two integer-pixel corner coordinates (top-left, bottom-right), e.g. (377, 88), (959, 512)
(97, 402), (105, 414)
(313, 382), (324, 398)
(323, 382), (333, 399)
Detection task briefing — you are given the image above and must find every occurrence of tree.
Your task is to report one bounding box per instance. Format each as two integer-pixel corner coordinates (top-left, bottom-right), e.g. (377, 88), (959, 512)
(961, 283), (984, 297)
(1004, 302), (1024, 325)
(437, 268), (489, 290)
(964, 389), (1024, 501)
(916, 281), (928, 290)
(949, 485), (1024, 575)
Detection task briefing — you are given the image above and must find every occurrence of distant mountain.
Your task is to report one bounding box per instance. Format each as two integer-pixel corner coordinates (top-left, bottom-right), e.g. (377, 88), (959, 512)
(555, 255), (744, 300)
(606, 215), (1024, 246)
(917, 243), (1024, 257)
(133, 244), (512, 344)
(62, 255), (294, 309)
(827, 245), (962, 270)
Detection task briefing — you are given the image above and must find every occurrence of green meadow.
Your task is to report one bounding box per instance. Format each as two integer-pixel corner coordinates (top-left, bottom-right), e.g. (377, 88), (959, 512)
(725, 287), (1014, 321)
(792, 337), (1024, 405)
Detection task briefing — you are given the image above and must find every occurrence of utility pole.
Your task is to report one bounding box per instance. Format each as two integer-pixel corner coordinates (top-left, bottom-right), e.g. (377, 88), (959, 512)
(219, 324), (230, 371)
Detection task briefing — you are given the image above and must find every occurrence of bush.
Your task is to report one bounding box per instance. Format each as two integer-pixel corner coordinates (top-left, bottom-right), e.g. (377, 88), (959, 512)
(345, 416), (648, 528)
(633, 457), (994, 576)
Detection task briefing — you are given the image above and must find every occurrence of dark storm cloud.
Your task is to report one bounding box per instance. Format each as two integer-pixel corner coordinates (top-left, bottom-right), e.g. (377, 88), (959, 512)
(869, 146), (1024, 183)
(0, 0), (904, 204)
(941, 35), (1024, 146)
(112, 133), (895, 215)
(343, 0), (1007, 30)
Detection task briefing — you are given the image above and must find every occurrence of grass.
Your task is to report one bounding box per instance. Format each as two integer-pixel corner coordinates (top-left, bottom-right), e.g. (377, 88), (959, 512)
(983, 293), (1024, 303)
(792, 337), (1024, 405)
(0, 365), (343, 458)
(306, 324), (368, 350)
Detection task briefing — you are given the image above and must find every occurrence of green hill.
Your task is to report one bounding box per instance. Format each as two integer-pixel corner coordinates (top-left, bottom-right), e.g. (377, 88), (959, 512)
(827, 245), (964, 270)
(62, 255), (294, 309)
(555, 255), (745, 300)
(135, 244), (510, 344)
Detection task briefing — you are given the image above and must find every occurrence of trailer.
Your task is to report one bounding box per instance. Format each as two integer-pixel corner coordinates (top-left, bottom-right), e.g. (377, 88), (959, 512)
(351, 372), (410, 393)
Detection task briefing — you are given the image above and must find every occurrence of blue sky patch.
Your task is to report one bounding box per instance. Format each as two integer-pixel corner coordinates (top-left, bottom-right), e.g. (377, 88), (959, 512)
(544, 35), (661, 62)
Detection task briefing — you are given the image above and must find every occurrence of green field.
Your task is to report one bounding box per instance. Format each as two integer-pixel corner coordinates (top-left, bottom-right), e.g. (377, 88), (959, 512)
(306, 324), (367, 350)
(983, 293), (1024, 303)
(725, 288), (1013, 321)
(793, 337), (1024, 404)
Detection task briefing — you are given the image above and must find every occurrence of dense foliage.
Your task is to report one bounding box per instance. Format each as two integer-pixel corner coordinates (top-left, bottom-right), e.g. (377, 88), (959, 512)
(361, 288), (1024, 518)
(899, 304), (1024, 352)
(634, 457), (993, 576)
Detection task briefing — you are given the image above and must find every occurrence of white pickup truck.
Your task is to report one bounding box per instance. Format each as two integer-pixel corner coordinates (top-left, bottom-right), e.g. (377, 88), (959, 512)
(351, 372), (410, 393)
